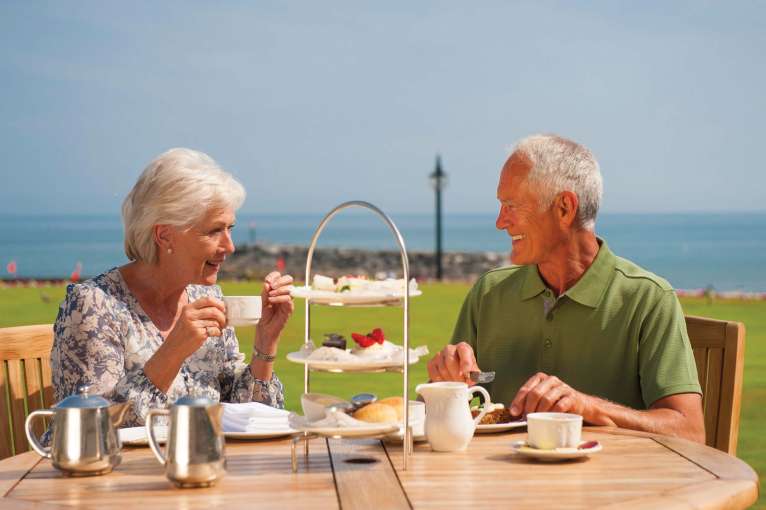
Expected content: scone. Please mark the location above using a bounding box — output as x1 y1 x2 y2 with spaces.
377 396 404 421
353 402 398 423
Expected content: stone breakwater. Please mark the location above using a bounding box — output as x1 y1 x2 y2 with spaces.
218 244 509 282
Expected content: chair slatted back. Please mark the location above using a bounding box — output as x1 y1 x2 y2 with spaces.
685 315 745 455
0 325 55 460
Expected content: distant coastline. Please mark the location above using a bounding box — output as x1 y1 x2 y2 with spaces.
2 243 765 300
2 212 765 291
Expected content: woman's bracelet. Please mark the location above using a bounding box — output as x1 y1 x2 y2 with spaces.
252 346 277 363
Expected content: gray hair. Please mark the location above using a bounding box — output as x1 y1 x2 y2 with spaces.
122 148 246 263
512 134 603 231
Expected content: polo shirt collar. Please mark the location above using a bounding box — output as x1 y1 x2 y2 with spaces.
520 265 547 301
564 237 616 308
519 237 616 308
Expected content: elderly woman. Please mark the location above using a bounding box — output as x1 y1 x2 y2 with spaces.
51 148 293 426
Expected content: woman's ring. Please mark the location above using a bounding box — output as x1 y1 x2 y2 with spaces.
206 326 215 337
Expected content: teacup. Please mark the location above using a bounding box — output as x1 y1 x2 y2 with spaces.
408 400 426 437
223 296 262 327
526 412 582 450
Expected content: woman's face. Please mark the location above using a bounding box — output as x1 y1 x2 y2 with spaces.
169 207 236 286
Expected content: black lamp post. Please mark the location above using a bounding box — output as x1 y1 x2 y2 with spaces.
429 155 448 280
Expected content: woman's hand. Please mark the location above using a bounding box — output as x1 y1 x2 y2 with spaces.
145 296 226 393
254 271 294 355
165 296 228 360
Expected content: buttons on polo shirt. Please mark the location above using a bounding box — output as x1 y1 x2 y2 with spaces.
544 338 553 349
546 312 554 322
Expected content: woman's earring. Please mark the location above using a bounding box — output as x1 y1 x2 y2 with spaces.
167 248 173 254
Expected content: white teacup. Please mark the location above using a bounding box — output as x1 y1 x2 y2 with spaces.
526 412 582 450
408 400 426 437
223 296 262 327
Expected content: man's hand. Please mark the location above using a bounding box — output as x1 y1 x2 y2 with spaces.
509 372 613 425
426 342 480 385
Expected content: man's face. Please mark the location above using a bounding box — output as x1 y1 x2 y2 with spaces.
495 152 559 266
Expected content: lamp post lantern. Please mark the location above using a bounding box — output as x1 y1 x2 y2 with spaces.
429 155 448 280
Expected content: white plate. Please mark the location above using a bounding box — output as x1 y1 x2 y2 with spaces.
290 286 422 306
476 420 527 434
119 426 167 446
119 425 296 445
286 350 421 372
289 414 399 438
223 428 297 440
510 440 602 461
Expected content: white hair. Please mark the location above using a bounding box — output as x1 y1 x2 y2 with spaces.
512 134 603 231
122 148 246 263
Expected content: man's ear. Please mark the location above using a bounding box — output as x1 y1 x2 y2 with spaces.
556 191 579 228
153 224 174 252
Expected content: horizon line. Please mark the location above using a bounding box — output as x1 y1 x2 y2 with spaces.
1 209 766 218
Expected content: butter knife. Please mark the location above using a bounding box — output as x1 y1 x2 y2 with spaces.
469 371 495 384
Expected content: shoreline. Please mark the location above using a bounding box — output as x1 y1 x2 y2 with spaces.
3 243 765 299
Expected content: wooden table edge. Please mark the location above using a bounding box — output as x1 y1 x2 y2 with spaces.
589 426 760 508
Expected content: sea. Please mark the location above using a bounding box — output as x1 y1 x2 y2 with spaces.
1 212 765 292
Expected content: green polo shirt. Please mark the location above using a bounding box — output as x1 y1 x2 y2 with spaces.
451 239 701 409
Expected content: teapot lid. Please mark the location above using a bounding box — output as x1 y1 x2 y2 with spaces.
174 395 215 407
56 385 111 409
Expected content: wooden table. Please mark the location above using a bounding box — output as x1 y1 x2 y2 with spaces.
0 427 758 509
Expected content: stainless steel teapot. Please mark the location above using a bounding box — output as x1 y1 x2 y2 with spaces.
25 385 131 476
145 395 226 488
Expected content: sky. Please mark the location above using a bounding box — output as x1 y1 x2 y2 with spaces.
1 1 764 216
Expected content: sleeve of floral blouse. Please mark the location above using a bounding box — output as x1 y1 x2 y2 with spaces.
218 326 285 409
51 284 168 426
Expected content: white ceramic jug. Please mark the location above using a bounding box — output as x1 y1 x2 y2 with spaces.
415 382 491 452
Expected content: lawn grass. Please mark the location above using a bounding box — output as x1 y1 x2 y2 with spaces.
1 282 763 506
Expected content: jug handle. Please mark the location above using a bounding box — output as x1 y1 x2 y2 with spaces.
145 408 170 465
469 386 492 427
25 410 54 459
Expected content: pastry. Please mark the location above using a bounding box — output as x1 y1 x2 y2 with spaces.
322 333 347 350
353 402 398 423
377 396 404 421
471 404 515 424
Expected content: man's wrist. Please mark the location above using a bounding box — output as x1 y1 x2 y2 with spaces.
583 395 616 426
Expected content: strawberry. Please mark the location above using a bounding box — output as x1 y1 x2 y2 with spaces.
351 328 386 348
370 328 385 343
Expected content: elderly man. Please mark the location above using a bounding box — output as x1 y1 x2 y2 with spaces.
427 134 705 443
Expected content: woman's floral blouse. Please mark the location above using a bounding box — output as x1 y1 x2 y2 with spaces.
50 268 284 427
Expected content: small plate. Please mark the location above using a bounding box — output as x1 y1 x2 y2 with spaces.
289 413 399 438
223 428 297 440
119 426 168 446
119 426 297 445
290 286 422 306
510 440 602 461
286 350 421 372
476 420 527 434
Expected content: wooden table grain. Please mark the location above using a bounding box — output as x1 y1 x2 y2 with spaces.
1 427 758 509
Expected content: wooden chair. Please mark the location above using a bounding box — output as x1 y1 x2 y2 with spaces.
0 324 55 460
685 315 746 456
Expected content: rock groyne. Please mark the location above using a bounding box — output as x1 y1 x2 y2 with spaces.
219 244 509 282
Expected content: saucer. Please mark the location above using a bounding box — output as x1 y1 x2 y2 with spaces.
510 440 602 461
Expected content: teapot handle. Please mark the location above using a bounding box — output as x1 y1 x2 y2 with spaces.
145 409 170 465
25 410 55 459
469 386 492 427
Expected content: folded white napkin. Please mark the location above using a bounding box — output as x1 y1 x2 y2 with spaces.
222 402 292 433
